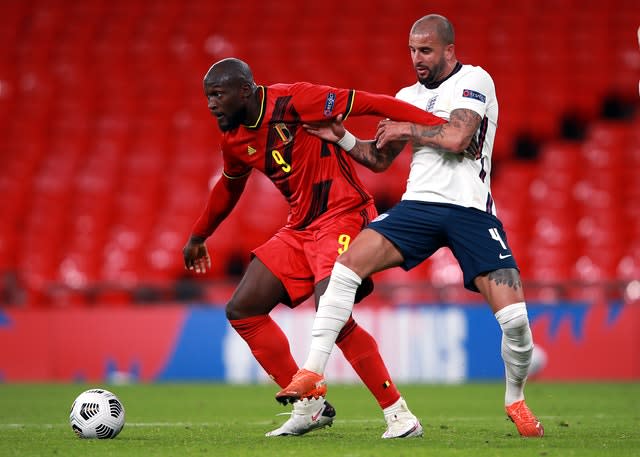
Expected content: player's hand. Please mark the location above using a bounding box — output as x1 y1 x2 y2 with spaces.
183 237 212 274
463 136 481 160
375 119 412 149
303 114 346 143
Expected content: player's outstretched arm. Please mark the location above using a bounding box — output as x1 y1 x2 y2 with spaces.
376 108 481 154
348 138 405 172
304 114 405 172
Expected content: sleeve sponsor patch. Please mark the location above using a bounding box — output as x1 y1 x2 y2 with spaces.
323 92 336 117
462 89 486 103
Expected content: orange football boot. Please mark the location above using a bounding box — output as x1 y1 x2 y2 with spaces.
276 369 327 405
506 400 544 437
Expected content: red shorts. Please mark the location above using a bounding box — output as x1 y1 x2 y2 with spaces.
253 205 377 307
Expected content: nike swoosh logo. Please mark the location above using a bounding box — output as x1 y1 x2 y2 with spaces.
311 407 324 422
499 253 512 259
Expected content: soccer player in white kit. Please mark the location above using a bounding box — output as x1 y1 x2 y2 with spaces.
276 14 544 438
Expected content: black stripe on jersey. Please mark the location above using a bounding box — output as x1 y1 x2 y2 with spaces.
479 156 487 182
485 192 494 214
333 144 370 203
477 115 488 156
320 141 332 157
296 179 333 229
272 95 293 121
477 116 489 183
359 207 372 229
264 95 299 197
342 90 355 120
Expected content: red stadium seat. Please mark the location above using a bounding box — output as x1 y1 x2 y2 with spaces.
2 0 637 306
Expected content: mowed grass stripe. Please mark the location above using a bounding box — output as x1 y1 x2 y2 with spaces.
0 383 638 457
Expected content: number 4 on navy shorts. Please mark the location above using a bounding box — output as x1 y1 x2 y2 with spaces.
367 200 519 292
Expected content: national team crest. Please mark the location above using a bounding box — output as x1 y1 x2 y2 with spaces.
274 123 293 144
426 95 438 112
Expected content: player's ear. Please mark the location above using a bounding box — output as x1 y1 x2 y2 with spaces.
239 82 254 100
444 43 455 61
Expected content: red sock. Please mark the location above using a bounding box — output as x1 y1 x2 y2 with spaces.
336 317 401 409
230 315 299 388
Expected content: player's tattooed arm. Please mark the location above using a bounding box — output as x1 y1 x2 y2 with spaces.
347 139 405 172
410 108 481 153
376 108 481 155
303 113 405 172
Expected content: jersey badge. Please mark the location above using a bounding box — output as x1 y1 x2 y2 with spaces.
247 145 256 155
323 92 336 117
462 89 486 103
274 123 293 145
426 95 438 113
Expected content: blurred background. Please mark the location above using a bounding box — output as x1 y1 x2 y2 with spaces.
0 0 638 383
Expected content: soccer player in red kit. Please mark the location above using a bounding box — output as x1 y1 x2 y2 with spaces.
183 58 444 438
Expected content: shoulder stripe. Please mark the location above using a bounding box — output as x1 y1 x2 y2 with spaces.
343 90 355 121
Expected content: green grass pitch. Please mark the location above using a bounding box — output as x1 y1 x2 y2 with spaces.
0 383 638 457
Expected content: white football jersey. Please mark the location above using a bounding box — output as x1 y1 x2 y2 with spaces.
396 63 499 215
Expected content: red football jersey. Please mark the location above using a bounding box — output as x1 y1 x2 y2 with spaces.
220 82 443 229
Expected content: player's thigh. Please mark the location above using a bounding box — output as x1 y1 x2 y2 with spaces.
361 200 447 275
252 229 316 309
446 206 520 292
311 208 374 281
338 228 404 278
226 256 288 320
311 205 387 277
474 268 526 313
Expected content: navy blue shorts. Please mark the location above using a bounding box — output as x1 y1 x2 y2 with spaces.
367 201 518 292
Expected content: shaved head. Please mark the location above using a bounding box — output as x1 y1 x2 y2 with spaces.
411 14 455 45
202 58 259 132
408 14 457 87
204 57 256 89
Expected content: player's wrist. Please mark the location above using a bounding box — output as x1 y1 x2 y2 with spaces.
336 130 357 152
189 234 207 245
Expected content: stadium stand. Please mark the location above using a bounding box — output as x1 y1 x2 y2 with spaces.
0 0 638 306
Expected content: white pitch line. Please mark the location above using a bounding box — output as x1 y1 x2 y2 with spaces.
0 414 609 429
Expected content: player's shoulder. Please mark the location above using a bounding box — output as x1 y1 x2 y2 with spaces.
270 82 314 93
268 82 292 94
395 81 422 100
457 64 494 83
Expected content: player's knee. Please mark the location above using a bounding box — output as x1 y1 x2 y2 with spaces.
225 297 252 321
335 316 356 344
336 249 359 272
354 276 374 304
225 300 240 321
496 303 533 349
501 315 533 360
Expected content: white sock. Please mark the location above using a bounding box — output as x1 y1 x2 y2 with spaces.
495 302 533 406
303 263 361 374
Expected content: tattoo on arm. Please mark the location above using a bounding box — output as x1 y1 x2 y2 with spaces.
412 108 481 153
347 140 404 172
487 269 522 291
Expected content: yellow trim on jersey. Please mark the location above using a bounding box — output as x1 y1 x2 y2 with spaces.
223 169 251 180
245 86 266 129
343 89 355 121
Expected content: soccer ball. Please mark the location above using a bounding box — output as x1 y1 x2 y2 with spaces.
69 388 126 439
